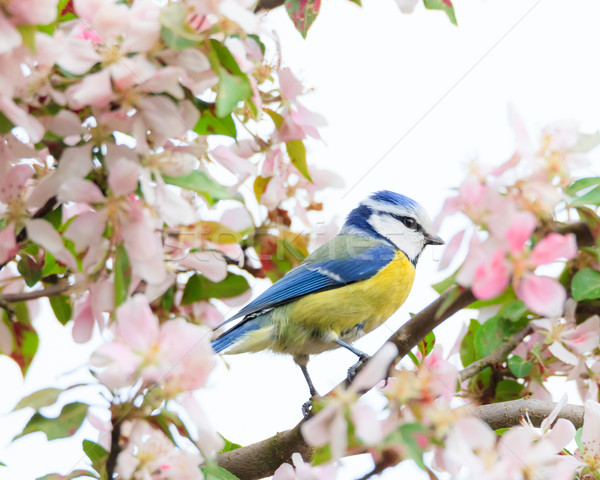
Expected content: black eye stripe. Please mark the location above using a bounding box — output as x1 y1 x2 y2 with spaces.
385 212 421 231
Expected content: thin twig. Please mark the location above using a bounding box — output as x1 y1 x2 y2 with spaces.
458 325 533 383
0 281 78 304
106 412 123 480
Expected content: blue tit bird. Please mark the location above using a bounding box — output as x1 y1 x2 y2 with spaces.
211 190 444 399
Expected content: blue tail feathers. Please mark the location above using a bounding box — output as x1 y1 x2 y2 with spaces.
211 319 262 353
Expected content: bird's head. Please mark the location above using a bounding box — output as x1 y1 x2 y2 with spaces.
340 190 444 264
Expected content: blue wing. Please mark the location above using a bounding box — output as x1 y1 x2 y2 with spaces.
211 243 396 352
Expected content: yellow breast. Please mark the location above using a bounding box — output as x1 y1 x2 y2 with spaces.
267 250 416 355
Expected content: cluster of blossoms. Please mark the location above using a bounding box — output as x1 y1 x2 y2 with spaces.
0 0 345 478
287 343 600 480
276 116 600 479
0 0 339 369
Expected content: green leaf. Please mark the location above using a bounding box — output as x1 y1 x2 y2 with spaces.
42 253 67 277
202 462 241 480
498 300 527 322
17 25 37 52
207 40 253 118
474 316 508 358
347 0 362 5
13 388 63 411
147 410 195 446
194 111 237 138
215 70 252 118
160 2 203 50
114 243 131 307
182 273 250 305
460 319 480 367
286 140 311 181
36 470 97 480
43 206 63 230
572 268 600 301
575 426 584 454
285 0 321 38
494 379 523 402
467 287 515 309
9 305 39 376
418 331 435 358
17 255 43 287
508 355 533 378
82 439 108 468
253 176 271 203
423 0 457 25
49 296 73 326
571 186 600 206
396 423 427 469
219 435 242 453
161 285 176 312
566 177 600 196
14 402 88 441
0 111 14 134
266 110 284 129
163 171 232 206
431 270 457 294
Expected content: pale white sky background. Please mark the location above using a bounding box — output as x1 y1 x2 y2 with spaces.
2 0 600 479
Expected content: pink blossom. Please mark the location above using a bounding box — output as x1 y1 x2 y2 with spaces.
532 301 600 366
472 249 510 300
301 345 397 459
181 394 224 457
0 96 44 143
273 452 336 480
466 211 577 317
91 295 215 394
520 394 576 451
419 346 458 401
66 69 113 109
177 251 228 283
116 420 204 480
212 145 257 180
28 144 94 209
120 199 167 285
0 225 17 264
0 163 33 203
578 400 600 474
0 16 22 54
25 219 78 271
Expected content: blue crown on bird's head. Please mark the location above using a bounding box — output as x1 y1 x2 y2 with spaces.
340 190 425 235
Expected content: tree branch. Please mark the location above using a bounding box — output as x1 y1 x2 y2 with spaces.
216 287 475 478
475 398 584 430
0 281 78 304
458 325 533 383
253 0 285 13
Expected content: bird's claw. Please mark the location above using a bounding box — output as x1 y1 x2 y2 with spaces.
346 354 371 386
301 395 321 419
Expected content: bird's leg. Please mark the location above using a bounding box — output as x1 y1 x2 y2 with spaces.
294 354 320 418
335 339 371 386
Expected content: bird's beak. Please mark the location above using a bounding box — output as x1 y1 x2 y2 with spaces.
425 233 445 246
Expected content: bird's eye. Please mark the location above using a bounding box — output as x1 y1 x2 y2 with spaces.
403 217 417 230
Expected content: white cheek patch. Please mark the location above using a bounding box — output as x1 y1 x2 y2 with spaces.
368 215 425 262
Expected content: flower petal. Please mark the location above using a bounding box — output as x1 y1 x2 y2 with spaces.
505 211 536 254
516 275 566 317
472 249 510 300
530 233 577 266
